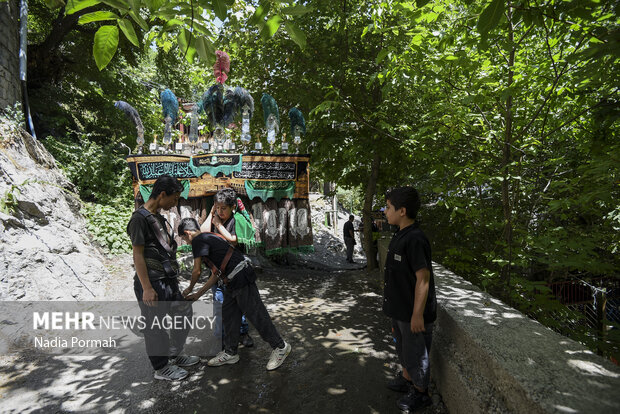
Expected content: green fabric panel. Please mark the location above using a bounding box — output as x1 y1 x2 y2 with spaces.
139 180 190 201
245 180 295 202
234 211 258 247
189 155 243 177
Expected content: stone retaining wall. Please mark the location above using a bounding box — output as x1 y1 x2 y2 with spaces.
377 238 620 413
0 0 20 111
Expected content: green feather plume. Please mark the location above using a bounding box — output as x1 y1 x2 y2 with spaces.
288 107 306 135
261 93 280 129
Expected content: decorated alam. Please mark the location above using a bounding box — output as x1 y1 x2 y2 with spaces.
117 51 313 256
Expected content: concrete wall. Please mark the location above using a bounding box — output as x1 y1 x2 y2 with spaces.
378 238 620 413
0 0 20 111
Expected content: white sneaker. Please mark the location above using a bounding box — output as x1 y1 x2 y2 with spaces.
170 354 200 367
154 364 188 381
266 341 291 371
207 350 240 367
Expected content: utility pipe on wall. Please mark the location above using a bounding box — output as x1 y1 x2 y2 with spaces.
19 0 36 139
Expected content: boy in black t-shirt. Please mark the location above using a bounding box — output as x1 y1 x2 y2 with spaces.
383 187 437 412
178 217 291 371
127 175 200 381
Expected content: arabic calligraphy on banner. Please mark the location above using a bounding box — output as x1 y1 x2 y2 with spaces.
127 154 310 200
138 161 194 180
233 162 296 180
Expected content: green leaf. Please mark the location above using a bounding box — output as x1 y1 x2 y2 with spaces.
477 0 504 36
127 0 141 14
78 11 120 24
195 36 209 61
144 0 165 12
190 21 211 36
264 15 283 37
66 0 101 15
281 5 313 16
212 0 227 21
162 18 184 32
118 18 139 46
415 0 431 7
93 25 119 70
249 4 270 26
284 21 306 49
129 10 149 31
376 49 389 63
178 29 196 62
100 0 130 11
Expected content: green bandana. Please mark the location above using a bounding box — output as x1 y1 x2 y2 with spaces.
234 211 258 247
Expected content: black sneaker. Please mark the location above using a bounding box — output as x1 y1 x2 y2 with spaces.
239 333 254 348
387 371 412 393
397 388 432 412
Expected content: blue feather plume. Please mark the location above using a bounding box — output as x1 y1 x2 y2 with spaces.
198 84 224 126
161 89 179 123
114 100 144 132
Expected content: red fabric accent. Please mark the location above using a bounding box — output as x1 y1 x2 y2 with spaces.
213 50 230 84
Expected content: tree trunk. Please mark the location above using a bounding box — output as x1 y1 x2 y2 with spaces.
363 152 381 269
28 6 99 87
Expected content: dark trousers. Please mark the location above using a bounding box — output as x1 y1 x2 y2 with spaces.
134 277 192 370
344 237 355 261
222 282 284 355
392 319 433 390
213 285 250 336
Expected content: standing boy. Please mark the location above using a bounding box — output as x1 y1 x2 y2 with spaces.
178 217 291 370
198 187 254 348
343 214 356 263
127 174 200 381
383 187 437 411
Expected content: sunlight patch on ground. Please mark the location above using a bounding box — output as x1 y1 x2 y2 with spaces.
138 399 156 410
567 359 620 378
327 386 347 395
553 404 578 413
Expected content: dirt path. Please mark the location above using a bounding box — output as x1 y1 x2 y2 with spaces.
0 264 446 413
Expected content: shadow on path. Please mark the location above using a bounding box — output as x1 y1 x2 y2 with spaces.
0 267 446 413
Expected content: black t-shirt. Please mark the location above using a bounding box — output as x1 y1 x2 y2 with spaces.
382 223 437 323
343 220 354 239
215 215 236 236
191 233 255 290
127 209 178 281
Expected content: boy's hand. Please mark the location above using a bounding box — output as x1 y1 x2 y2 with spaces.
182 287 193 297
185 293 201 302
143 287 158 307
410 314 425 333
212 214 222 227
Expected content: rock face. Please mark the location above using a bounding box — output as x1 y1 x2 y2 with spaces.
0 125 107 300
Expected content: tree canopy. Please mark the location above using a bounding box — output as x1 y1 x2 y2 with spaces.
20 0 619 360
